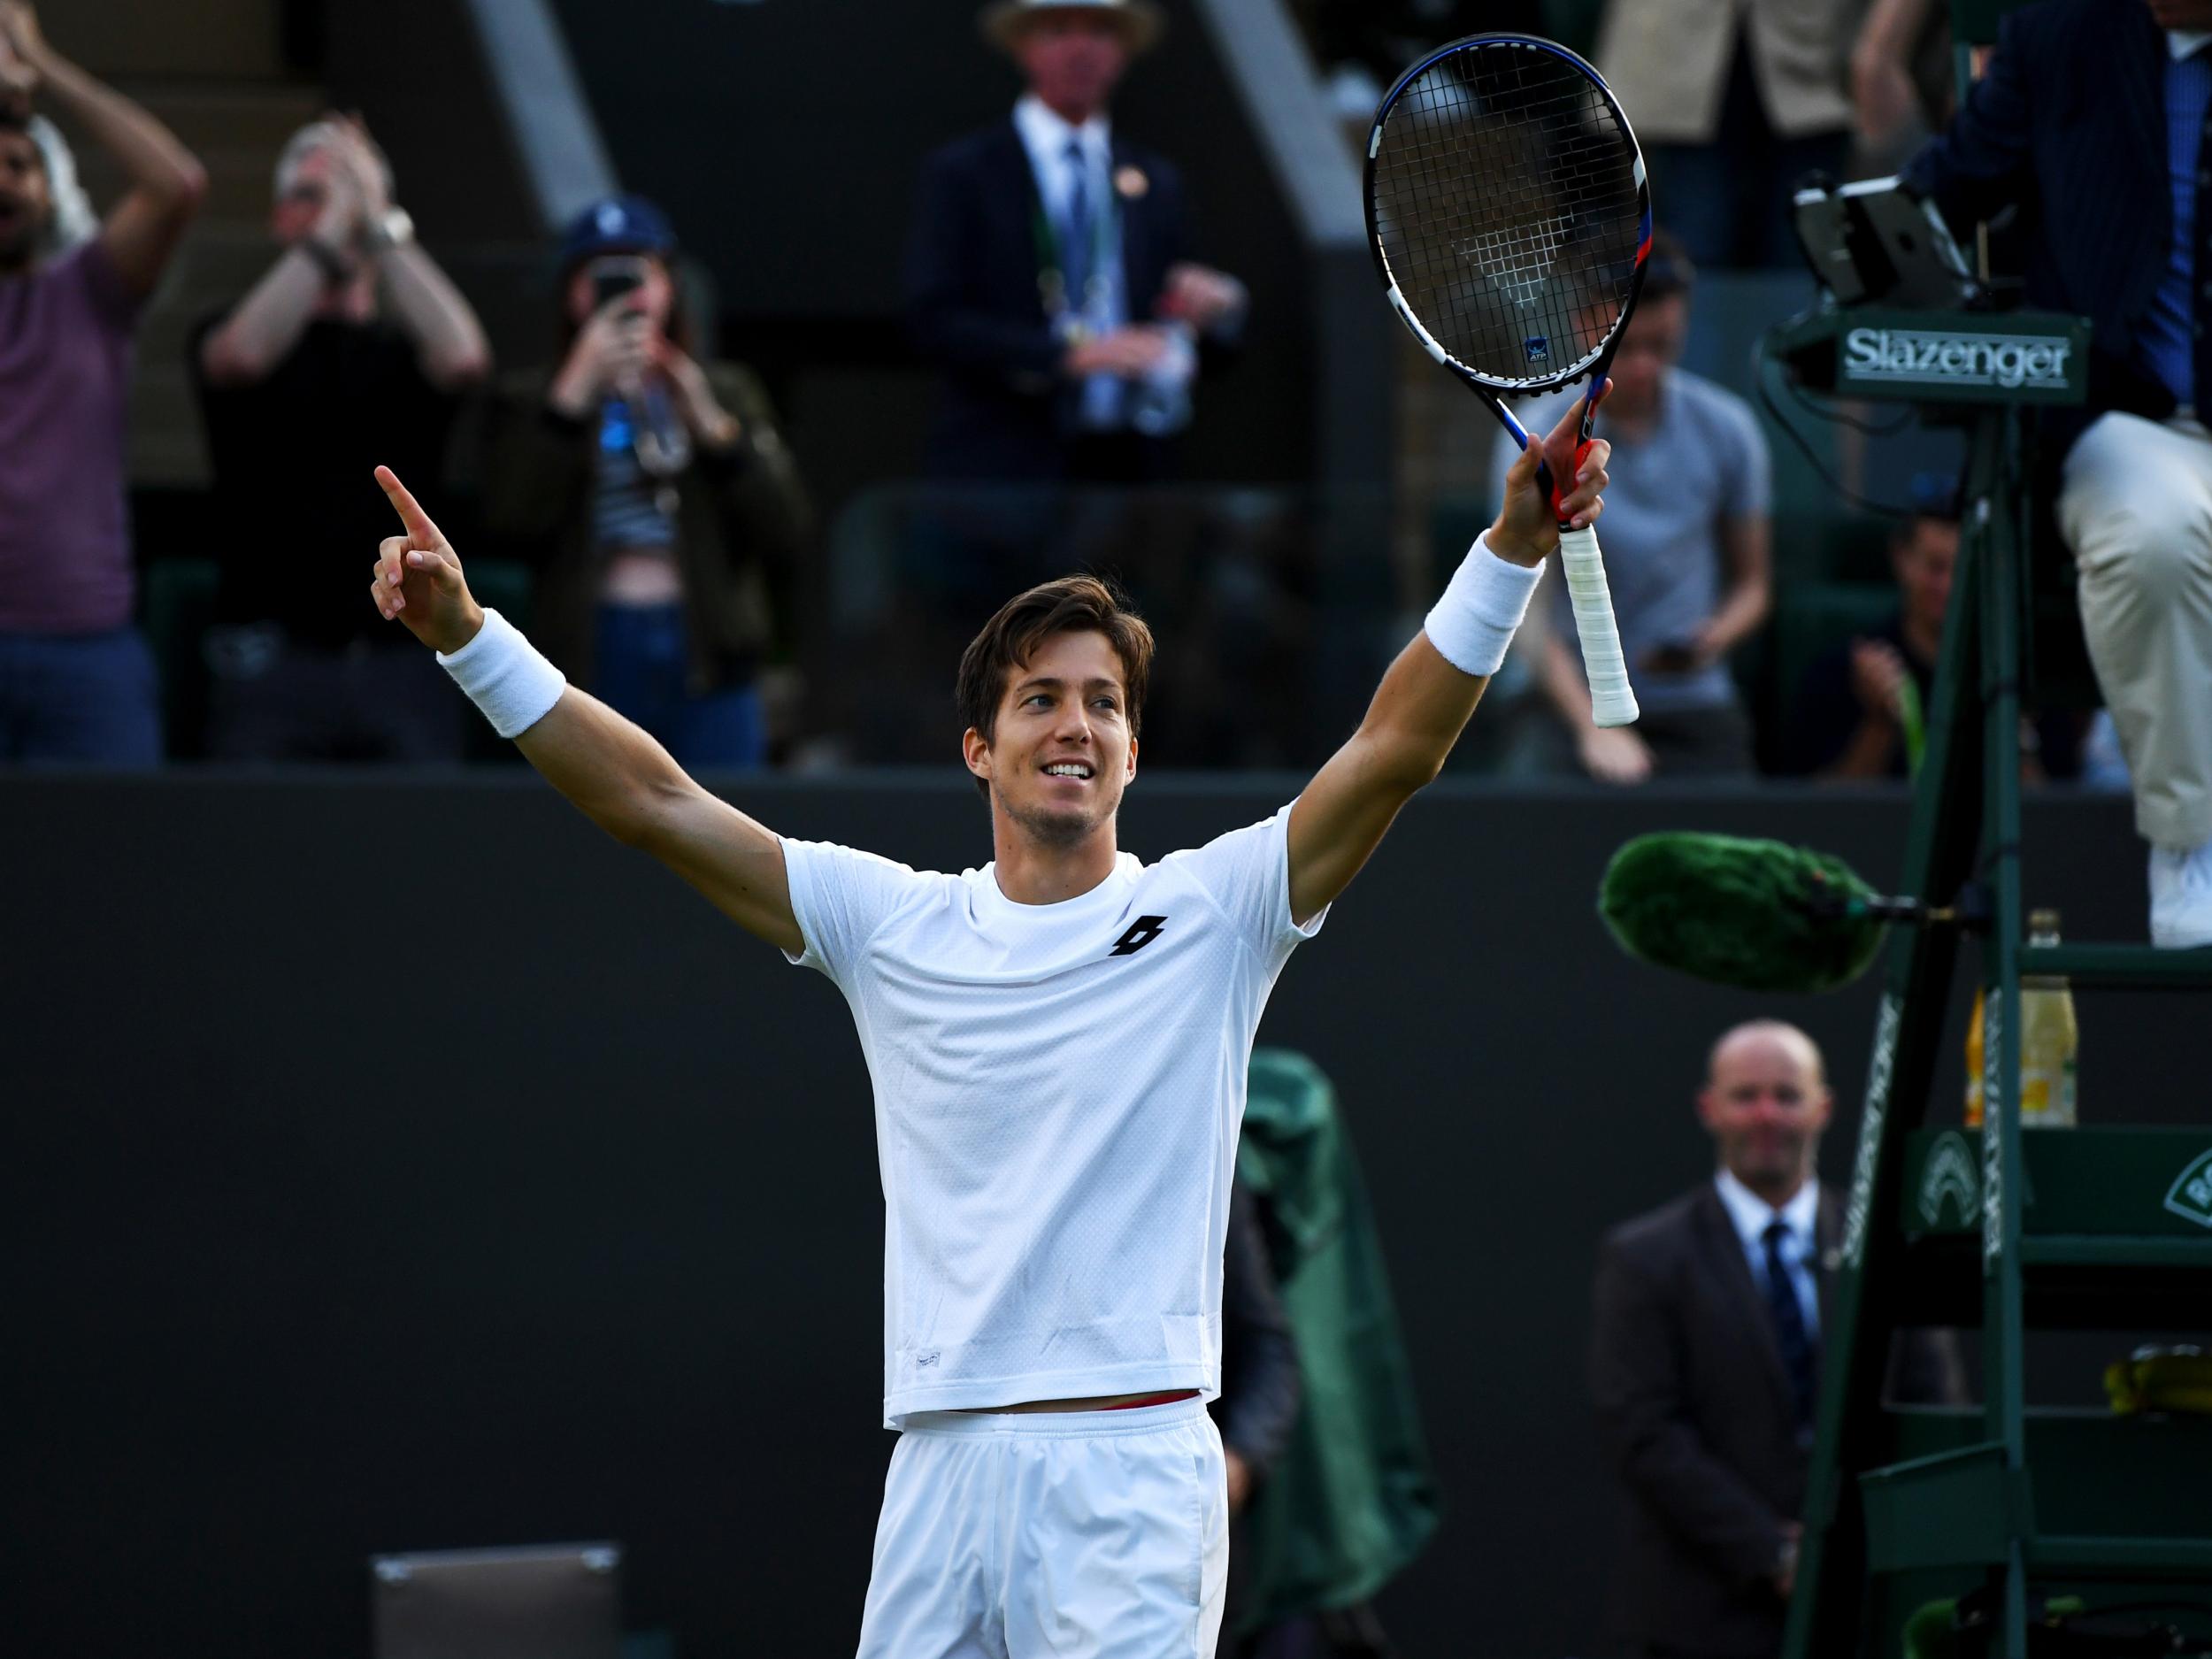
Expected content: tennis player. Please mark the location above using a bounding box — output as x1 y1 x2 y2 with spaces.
366 397 1608 1657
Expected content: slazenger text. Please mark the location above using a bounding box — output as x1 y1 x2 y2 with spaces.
1843 328 2073 390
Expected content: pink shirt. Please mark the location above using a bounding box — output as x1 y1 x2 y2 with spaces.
0 241 141 634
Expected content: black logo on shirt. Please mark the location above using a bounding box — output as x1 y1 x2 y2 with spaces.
1110 916 1168 957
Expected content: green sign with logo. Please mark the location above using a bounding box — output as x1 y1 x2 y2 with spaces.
2165 1148 2212 1231
1901 1129 2212 1239
1916 1131 1979 1230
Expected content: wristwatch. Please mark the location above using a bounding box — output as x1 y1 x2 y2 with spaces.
364 206 416 255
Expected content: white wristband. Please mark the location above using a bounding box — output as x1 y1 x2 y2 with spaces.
1422 532 1543 677
435 608 566 739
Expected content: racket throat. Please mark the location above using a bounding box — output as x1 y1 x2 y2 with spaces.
1544 434 1598 526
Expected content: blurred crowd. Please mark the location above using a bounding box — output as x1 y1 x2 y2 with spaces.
0 0 2156 812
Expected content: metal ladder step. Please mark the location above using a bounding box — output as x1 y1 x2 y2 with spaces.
2026 1536 2212 1576
2017 1236 2212 1268
2021 944 2212 988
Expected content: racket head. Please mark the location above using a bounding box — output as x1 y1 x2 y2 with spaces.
1365 34 1652 396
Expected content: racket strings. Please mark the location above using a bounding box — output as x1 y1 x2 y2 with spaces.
1467 212 1577 308
1372 43 1642 383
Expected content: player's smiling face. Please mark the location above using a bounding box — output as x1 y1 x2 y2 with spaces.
966 628 1138 849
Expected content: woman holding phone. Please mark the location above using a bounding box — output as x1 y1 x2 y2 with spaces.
481 195 810 768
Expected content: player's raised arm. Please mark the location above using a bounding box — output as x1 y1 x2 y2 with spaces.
369 466 803 955
1284 396 1609 925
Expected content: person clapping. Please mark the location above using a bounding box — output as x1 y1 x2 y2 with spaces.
194 112 489 762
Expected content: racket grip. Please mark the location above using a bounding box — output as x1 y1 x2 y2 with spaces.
1558 525 1639 728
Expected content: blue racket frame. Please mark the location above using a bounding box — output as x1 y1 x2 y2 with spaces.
1363 32 1654 511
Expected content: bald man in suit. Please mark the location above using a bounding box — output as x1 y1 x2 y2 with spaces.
1590 1021 1962 1659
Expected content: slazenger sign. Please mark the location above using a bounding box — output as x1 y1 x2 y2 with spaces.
1843 327 2073 392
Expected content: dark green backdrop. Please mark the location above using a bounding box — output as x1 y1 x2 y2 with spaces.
4 776 2184 1655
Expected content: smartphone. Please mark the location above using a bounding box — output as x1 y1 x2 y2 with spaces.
589 256 649 312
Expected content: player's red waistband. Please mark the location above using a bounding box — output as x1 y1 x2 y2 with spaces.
1100 1389 1201 1411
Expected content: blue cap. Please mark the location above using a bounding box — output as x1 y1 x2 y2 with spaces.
1909 471 1961 517
558 194 676 272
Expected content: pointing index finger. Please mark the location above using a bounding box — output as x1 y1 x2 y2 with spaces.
375 465 442 549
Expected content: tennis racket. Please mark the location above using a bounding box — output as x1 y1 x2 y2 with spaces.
1365 34 1652 727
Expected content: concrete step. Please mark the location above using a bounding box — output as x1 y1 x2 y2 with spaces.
76 145 284 226
65 81 327 224
116 81 331 147
46 4 287 82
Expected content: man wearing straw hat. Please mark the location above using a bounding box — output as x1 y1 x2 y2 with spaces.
907 0 1248 484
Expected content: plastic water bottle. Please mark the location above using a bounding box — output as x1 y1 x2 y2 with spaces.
1128 322 1196 438
2019 909 2078 1127
1963 909 2078 1129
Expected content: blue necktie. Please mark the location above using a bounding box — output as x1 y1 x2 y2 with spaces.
1763 1220 1818 1432
1062 137 1094 304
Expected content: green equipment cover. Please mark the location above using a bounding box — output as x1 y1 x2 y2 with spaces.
1598 831 1890 995
1234 1048 1440 1632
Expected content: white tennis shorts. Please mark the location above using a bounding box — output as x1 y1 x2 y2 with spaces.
856 1395 1229 1659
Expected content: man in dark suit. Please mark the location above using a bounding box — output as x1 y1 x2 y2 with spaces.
905 0 1247 483
1589 1020 1959 1659
1904 0 2212 949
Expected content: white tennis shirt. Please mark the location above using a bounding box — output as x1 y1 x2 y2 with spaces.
780 804 1325 1426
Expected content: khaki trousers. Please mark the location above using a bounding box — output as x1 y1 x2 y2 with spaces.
2057 412 2212 849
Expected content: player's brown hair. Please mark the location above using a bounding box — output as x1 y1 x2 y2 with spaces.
956 574 1154 798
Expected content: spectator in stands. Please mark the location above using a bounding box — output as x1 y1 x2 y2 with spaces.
1494 234 1771 783
1906 0 2212 948
1296 0 1543 117
194 115 488 763
0 3 204 764
1594 0 1858 268
906 0 1248 483
1787 502 1958 780
1590 1021 1963 1659
480 196 809 770
1850 0 1955 173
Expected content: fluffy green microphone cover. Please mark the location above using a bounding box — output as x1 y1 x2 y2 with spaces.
1599 832 1890 995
